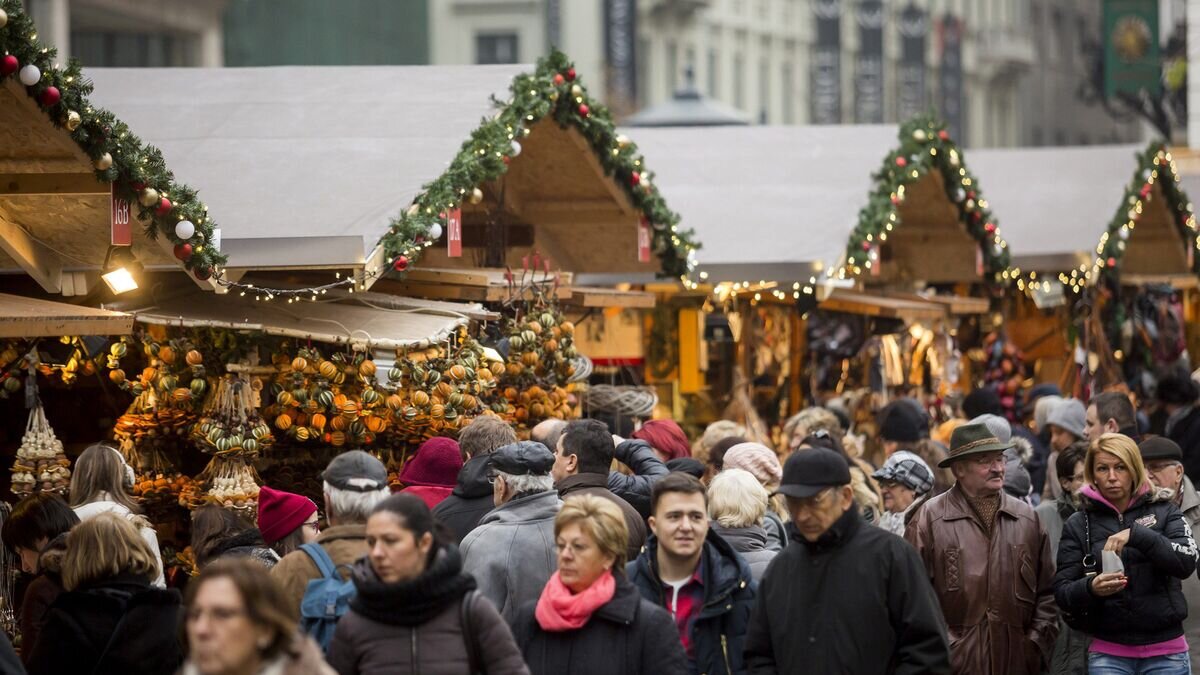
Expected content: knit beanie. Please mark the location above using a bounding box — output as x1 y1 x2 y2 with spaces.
879 401 926 443
1046 399 1086 439
632 419 692 461
1034 395 1064 434
399 437 464 488
970 413 1013 444
723 443 783 490
963 388 1004 419
257 485 318 544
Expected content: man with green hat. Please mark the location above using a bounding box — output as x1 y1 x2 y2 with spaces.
905 422 1059 674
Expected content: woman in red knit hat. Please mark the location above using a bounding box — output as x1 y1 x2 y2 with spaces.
631 419 692 463
256 486 320 559
398 437 464 509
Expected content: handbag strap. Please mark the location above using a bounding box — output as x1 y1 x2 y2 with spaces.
460 589 484 675
1081 511 1097 576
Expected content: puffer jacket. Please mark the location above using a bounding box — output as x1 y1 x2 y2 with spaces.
628 531 756 675
461 490 561 623
608 439 670 520
1054 484 1198 646
434 455 495 544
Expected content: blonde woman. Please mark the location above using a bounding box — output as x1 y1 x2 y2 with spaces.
722 443 790 551
514 495 686 675
707 469 777 580
1055 433 1198 674
25 513 183 674
69 444 165 587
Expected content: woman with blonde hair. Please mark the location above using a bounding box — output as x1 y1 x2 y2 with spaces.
723 442 790 551
69 443 165 586
1055 433 1197 674
25 512 183 674
707 469 777 580
514 495 686 675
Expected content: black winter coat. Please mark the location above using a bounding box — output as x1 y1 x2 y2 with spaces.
434 455 495 545
25 574 183 675
1054 485 1198 646
513 576 687 675
607 439 669 520
1168 406 1200 484
745 508 950 675
627 531 755 675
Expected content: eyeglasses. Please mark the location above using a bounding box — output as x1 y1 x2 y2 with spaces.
304 520 321 533
487 471 498 485
789 487 835 513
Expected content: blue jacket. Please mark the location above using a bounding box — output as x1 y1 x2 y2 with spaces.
627 530 755 675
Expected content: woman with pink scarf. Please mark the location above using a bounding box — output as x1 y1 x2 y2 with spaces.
513 495 686 675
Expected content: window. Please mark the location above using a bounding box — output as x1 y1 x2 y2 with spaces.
734 53 745 109
70 30 198 67
781 63 794 123
476 33 519 64
667 41 679 92
707 48 719 96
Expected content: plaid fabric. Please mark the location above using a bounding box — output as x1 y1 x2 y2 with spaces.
873 451 934 494
661 562 705 661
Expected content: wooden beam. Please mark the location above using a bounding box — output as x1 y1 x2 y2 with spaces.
561 286 656 308
0 292 133 338
0 207 63 293
0 173 109 196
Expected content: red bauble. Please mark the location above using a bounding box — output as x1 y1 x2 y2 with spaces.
630 171 641 186
861 241 871 251
0 55 17 76
578 104 590 117
565 68 576 81
967 191 976 200
553 74 564 85
131 181 146 192
173 243 193 261
392 255 409 272
1140 184 1152 198
938 130 950 141
1107 257 1117 268
984 222 996 233
895 156 907 167
38 86 60 107
193 266 212 281
890 195 903 206
156 197 172 216
502 156 511 165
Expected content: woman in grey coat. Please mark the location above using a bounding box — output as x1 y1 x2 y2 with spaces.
706 469 777 580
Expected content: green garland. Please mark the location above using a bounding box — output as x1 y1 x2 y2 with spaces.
1093 142 1198 283
0 0 225 277
377 50 699 280
841 115 1011 286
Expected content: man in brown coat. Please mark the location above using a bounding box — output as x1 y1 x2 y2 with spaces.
271 450 391 613
905 422 1058 675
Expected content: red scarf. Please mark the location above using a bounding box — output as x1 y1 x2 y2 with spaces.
534 570 616 631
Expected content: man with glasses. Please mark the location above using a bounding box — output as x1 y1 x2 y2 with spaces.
906 423 1058 674
745 448 949 674
1139 436 1200 670
460 441 560 624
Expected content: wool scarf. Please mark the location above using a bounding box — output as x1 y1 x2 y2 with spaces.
349 546 476 626
535 570 616 632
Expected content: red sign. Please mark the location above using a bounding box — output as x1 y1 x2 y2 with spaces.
975 247 984 277
447 208 462 258
111 184 133 246
638 217 651 263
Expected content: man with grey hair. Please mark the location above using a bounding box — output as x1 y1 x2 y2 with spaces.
271 450 390 613
460 441 560 623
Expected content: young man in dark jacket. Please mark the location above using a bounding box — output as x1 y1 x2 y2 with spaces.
745 449 949 675
629 473 755 675
433 416 518 543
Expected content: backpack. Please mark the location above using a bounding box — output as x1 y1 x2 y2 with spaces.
298 542 356 653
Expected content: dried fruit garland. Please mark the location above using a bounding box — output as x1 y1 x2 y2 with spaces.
0 337 107 397
11 402 70 496
492 289 580 429
106 338 210 410
268 350 391 448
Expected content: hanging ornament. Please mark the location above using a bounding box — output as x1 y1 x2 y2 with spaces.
895 156 907 168
64 110 81 131
502 156 511 165
138 187 160 208
392 255 409 272
570 84 583 97
913 129 927 142
193 267 212 281
156 197 173 216
1139 184 1152 199
578 104 590 117
1118 227 1130 240
642 177 653 192
1 55 18 76
0 9 7 28
965 199 976 210
1107 257 1117 268
938 130 950 141
18 64 40 86
38 86 60 107
1127 208 1139 221
175 220 196 240
630 171 641 186
984 222 996 234
993 244 1004 256
553 74 565 86
173 243 193 261
616 134 631 149
469 188 484 205
953 188 966 203
868 247 880 262
428 223 443 240
890 194 903 206
510 139 522 157
548 90 559 102
406 203 420 218
565 68 576 81
861 240 872 252
93 152 113 171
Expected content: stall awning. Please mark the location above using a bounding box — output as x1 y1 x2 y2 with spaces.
111 290 486 350
374 268 655 308
819 290 946 321
0 293 134 338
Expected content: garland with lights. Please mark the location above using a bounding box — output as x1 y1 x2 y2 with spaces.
840 116 1012 285
377 50 699 282
1092 142 1198 283
0 0 225 278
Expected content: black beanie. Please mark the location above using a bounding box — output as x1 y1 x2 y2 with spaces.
963 388 1003 419
1157 371 1200 407
879 401 924 443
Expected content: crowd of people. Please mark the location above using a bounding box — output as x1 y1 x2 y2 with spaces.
3 376 1200 674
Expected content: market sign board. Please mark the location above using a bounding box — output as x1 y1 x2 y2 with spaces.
111 184 133 246
638 217 651 263
1103 0 1160 99
446 208 462 258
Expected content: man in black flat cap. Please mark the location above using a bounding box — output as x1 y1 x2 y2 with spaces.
460 440 561 624
745 448 949 674
1140 436 1200 670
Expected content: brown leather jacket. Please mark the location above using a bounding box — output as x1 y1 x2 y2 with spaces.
905 486 1059 675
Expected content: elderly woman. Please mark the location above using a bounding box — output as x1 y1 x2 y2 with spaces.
514 495 686 675
872 451 934 537
183 558 332 675
722 443 789 551
1055 433 1197 674
26 513 183 674
707 469 777 580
